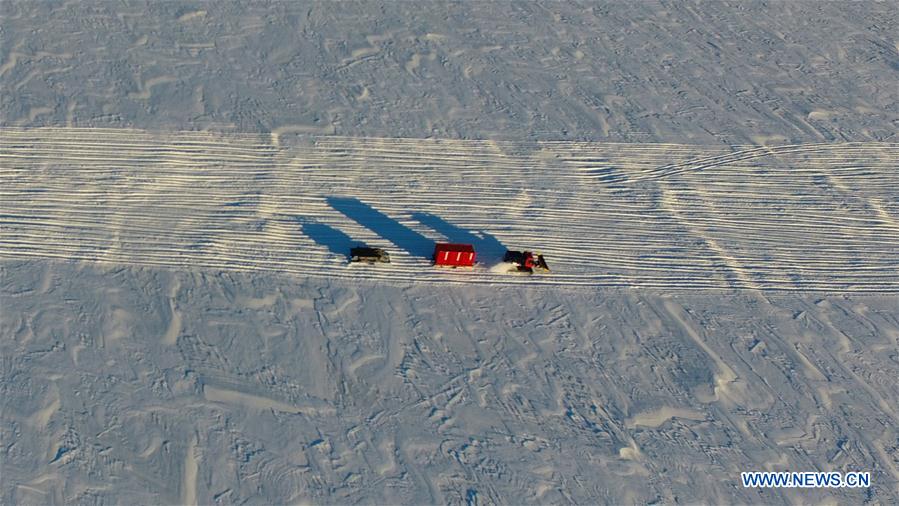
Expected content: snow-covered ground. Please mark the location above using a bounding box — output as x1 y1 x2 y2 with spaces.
2 1 898 504
4 262 899 504
3 127 898 291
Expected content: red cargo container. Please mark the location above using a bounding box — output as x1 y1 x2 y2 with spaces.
433 243 476 267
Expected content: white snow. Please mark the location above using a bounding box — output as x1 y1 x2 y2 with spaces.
2 1 899 504
3 264 898 503
2 127 897 291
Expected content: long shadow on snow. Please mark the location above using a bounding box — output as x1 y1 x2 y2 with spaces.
410 211 507 264
327 196 434 259
300 220 355 260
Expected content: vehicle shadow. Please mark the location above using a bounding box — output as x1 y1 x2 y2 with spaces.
410 211 507 263
300 220 355 260
327 196 435 259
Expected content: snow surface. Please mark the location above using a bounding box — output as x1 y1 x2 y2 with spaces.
3 128 898 291
2 1 899 504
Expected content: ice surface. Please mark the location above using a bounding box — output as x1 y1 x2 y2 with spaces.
2 1 898 504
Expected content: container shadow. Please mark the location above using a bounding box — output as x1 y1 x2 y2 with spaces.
327 197 435 259
410 212 507 263
300 220 355 260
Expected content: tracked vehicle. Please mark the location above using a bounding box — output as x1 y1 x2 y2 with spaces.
503 250 549 274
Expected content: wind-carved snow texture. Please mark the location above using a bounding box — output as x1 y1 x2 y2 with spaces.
2 0 899 504
1 2 897 144
3 265 899 504
2 128 898 291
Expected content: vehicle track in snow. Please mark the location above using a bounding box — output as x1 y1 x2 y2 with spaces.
2 127 897 291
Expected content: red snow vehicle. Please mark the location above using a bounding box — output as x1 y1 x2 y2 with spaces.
503 250 549 274
433 243 476 267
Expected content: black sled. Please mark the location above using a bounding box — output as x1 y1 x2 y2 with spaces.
350 246 391 264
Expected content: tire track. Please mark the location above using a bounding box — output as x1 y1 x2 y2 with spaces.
2 127 897 291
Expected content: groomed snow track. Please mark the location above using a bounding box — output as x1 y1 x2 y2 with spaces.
2 127 897 292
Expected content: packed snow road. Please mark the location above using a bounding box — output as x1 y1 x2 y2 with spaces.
2 127 897 292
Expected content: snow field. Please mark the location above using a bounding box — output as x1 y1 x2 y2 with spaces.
2 2 899 501
3 262 899 504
